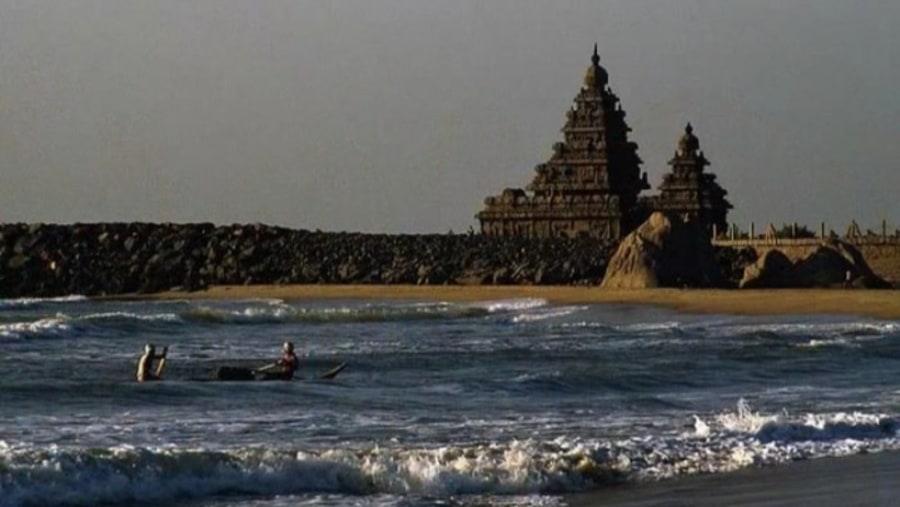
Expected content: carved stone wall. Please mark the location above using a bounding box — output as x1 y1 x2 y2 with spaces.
713 221 900 283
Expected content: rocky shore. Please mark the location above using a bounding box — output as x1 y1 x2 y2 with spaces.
0 223 618 297
1 218 890 298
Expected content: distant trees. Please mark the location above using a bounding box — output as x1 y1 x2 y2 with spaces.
775 223 816 239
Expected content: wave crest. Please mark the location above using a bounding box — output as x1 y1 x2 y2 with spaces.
0 295 87 308
0 441 625 506
5 409 900 507
0 315 71 340
182 302 490 325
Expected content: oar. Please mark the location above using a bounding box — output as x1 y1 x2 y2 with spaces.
253 363 278 374
319 362 347 380
154 346 169 378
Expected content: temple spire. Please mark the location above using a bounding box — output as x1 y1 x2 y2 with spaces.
677 122 700 157
658 123 732 236
478 45 643 239
584 43 608 89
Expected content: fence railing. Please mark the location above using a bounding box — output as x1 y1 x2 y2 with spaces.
711 220 900 247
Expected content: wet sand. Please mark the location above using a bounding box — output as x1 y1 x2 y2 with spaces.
146 285 900 319
569 450 900 507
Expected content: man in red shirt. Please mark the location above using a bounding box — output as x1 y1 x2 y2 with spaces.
276 341 299 380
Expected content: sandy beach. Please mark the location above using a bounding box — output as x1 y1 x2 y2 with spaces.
569 450 900 507
147 285 900 320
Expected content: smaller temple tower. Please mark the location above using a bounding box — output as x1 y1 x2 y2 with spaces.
649 123 732 235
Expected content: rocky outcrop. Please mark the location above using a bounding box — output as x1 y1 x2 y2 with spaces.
739 240 891 289
600 212 725 288
714 246 757 288
739 250 795 288
0 223 616 297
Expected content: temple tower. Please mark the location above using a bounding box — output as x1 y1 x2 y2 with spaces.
652 123 732 235
477 45 649 239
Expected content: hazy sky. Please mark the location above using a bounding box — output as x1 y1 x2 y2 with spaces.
1 1 897 233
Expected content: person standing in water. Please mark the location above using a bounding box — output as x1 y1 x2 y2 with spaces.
136 343 168 382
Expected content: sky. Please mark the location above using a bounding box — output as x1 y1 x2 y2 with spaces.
1 0 897 234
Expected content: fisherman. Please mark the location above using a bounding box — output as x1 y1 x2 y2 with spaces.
136 343 168 382
250 341 300 380
276 341 300 380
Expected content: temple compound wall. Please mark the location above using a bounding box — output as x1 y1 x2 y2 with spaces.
860 244 900 284
713 221 900 283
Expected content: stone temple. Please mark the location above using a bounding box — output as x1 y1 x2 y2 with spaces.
640 123 732 237
476 45 731 239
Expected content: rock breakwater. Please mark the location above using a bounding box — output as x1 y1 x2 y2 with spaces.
0 223 616 297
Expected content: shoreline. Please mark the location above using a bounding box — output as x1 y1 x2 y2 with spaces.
569 450 900 507
137 285 900 319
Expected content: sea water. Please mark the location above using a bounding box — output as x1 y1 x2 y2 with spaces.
1 296 899 507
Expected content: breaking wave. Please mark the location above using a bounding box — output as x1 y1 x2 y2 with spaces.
0 298 554 339
0 298 557 340
468 298 548 314
0 295 87 308
0 312 181 340
182 302 492 324
0 316 72 340
706 320 900 339
180 299 550 325
3 400 899 507
511 306 586 323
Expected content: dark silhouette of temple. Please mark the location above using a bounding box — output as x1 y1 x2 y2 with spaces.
638 123 731 237
477 45 731 239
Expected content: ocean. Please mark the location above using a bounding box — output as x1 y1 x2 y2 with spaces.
1 295 899 507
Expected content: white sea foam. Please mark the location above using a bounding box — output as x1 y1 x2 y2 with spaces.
4 401 900 507
0 310 184 339
0 295 87 308
513 371 562 383
618 321 682 333
714 398 781 434
511 306 586 323
708 321 899 338
186 304 318 323
76 311 182 323
793 337 853 348
558 321 612 330
0 315 71 339
183 301 485 325
468 298 548 314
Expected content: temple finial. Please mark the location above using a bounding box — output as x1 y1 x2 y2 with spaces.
584 42 608 88
678 122 699 156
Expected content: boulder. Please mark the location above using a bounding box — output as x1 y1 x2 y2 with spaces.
793 246 852 287
739 249 795 288
739 241 891 289
0 222 618 296
600 212 724 289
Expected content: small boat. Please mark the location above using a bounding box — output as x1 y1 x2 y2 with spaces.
210 362 347 381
